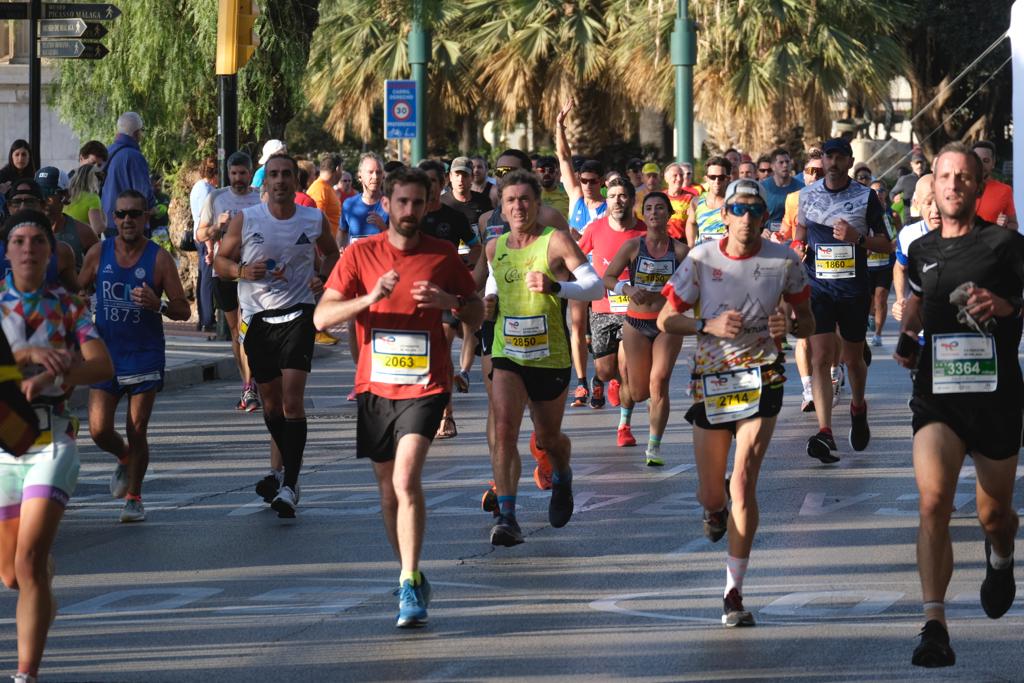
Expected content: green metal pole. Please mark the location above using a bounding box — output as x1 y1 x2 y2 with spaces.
408 0 429 164
671 0 696 166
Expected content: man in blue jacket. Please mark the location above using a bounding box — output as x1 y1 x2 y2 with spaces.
101 112 155 237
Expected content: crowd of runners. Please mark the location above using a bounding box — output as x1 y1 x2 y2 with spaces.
0 108 1020 679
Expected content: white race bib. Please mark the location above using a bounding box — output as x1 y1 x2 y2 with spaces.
634 257 674 292
370 329 431 385
502 315 549 361
607 291 630 313
702 367 762 424
815 244 855 279
931 333 997 394
867 250 891 268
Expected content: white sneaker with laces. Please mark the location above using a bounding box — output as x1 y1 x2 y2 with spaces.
110 463 128 498
120 498 145 523
271 486 298 518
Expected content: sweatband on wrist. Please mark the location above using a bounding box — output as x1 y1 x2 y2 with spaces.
613 280 628 295
556 263 603 301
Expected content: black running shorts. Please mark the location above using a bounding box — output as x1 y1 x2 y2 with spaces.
243 305 315 383
490 357 571 403
213 277 239 313
811 289 870 342
868 268 893 292
685 376 785 434
356 392 449 463
911 393 1023 461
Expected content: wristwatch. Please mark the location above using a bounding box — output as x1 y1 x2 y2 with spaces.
453 294 466 310
695 318 706 334
549 281 562 295
159 301 169 316
857 233 866 247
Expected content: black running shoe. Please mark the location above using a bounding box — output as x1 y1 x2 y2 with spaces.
849 406 871 452
911 620 955 667
980 538 1016 619
703 508 728 543
549 476 574 528
255 472 281 503
807 431 840 464
490 514 524 547
722 588 755 627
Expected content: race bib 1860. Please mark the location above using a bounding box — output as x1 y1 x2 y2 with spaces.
370 329 430 385
815 244 855 279
931 333 997 394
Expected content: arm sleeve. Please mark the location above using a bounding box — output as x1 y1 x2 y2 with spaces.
556 262 604 301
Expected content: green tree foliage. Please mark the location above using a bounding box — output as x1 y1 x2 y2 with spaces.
53 0 320 170
901 0 1013 156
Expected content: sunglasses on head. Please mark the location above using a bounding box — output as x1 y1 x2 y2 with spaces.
493 166 515 178
114 209 145 219
726 203 767 218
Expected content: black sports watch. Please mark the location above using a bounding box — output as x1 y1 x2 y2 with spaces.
549 281 562 295
695 318 706 334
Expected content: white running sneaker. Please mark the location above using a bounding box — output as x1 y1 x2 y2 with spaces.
110 463 128 498
831 364 845 408
271 486 298 518
120 498 146 523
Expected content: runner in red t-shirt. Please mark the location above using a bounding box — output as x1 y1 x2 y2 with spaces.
577 178 647 445
314 167 483 629
972 140 1018 231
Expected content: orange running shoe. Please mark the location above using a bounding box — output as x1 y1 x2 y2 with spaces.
608 378 621 407
570 383 589 408
617 424 637 447
481 480 499 516
530 431 553 490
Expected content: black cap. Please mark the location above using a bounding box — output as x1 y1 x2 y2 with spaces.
5 179 43 202
34 166 63 194
822 138 853 157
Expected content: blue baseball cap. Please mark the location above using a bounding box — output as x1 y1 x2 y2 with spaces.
822 138 853 157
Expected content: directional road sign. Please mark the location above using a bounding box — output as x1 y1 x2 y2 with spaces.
43 2 120 21
38 39 108 59
39 18 108 39
384 80 417 140
0 3 28 20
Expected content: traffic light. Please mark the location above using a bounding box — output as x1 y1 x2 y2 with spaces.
216 0 259 75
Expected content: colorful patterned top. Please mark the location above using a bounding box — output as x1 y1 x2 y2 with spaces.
0 273 99 401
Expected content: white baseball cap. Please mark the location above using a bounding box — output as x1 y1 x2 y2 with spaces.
258 139 287 165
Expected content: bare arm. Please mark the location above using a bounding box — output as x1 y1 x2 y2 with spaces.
555 99 581 201
57 242 78 292
154 249 191 321
602 239 638 291
685 207 698 248
77 242 101 293
539 205 571 233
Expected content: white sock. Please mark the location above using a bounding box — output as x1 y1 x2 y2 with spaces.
830 366 840 382
725 555 749 597
800 376 812 394
922 601 945 621
990 547 1013 570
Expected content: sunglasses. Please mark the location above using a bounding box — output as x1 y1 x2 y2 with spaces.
856 175 872 181
804 167 824 175
7 197 41 208
493 166 515 178
758 167 771 174
706 174 729 181
579 176 602 185
114 209 145 219
726 203 767 218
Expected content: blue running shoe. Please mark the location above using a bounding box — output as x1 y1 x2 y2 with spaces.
395 574 431 628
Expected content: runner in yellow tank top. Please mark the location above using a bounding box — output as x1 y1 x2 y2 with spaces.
483 170 603 547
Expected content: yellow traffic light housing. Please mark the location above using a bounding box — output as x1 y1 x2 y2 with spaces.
216 0 259 75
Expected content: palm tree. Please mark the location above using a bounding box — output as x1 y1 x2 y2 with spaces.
609 0 908 155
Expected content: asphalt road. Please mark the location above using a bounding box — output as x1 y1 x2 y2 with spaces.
2 330 1022 682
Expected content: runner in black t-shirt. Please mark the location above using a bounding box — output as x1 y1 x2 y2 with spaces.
896 143 1024 669
441 156 493 227
419 160 482 438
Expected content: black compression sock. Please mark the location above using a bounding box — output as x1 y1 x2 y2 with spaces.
281 418 308 489
263 414 286 453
